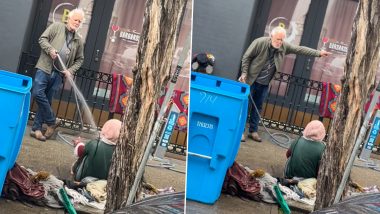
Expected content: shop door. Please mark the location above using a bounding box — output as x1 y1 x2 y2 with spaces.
258 0 326 109
22 0 189 104
27 0 148 100
263 0 359 86
22 0 115 74
260 0 358 126
261 0 329 93
258 0 329 127
45 0 115 98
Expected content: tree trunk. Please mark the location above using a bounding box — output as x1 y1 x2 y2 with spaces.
315 0 380 209
105 0 187 212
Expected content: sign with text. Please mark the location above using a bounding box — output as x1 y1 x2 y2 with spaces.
359 110 380 160
160 111 179 147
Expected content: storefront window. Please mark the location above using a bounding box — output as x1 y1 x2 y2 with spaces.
98 0 145 79
311 0 358 84
98 0 191 92
264 0 311 96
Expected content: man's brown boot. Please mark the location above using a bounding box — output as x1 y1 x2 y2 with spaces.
248 132 262 142
45 119 61 139
30 130 46 141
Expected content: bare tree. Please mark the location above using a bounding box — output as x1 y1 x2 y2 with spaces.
315 0 380 209
105 0 188 212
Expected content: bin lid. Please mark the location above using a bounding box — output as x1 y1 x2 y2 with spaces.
191 71 250 99
0 70 32 94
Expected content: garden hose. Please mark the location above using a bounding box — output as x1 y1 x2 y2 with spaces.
58 188 77 214
249 93 293 148
273 184 291 214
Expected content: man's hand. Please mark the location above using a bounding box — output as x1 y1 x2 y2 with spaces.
238 73 247 83
62 70 73 79
49 49 57 59
320 50 332 57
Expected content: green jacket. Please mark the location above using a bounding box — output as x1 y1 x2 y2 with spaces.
35 22 84 75
285 137 325 178
75 139 115 181
241 37 321 85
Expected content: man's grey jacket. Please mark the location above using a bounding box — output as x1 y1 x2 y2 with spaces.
241 37 321 85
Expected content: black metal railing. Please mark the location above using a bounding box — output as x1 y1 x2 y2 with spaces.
20 52 334 154
19 52 187 155
259 72 332 135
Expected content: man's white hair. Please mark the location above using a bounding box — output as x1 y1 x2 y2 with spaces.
68 8 85 21
271 26 287 37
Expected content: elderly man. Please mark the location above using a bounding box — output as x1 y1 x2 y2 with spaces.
31 9 85 141
239 26 331 142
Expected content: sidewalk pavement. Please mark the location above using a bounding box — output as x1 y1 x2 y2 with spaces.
3 125 380 213
186 127 380 214
0 126 186 214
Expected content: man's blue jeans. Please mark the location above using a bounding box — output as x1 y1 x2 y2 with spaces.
32 69 62 131
248 82 269 133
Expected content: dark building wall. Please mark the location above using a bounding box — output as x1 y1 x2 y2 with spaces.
192 0 258 80
0 0 37 72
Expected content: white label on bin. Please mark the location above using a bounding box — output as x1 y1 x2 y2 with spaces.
199 92 218 104
197 121 214 129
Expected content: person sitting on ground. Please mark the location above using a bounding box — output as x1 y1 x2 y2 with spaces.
71 119 122 181
284 120 326 179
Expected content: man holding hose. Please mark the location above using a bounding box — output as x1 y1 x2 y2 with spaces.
239 26 331 142
31 8 85 141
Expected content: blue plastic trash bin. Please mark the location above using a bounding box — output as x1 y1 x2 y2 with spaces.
0 70 32 194
186 72 249 204
229 95 248 167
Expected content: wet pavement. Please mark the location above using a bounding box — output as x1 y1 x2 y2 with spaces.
2 125 380 213
0 126 186 213
186 127 380 213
